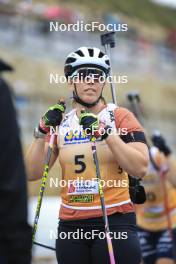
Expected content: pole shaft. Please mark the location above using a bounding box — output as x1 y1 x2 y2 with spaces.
104 44 117 105
32 132 55 243
91 142 116 264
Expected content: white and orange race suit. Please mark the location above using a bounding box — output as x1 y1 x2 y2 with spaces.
46 103 146 220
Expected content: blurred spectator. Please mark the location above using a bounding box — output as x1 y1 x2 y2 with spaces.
0 59 32 264
167 28 176 50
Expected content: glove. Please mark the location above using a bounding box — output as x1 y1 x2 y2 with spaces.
128 176 146 204
79 111 111 140
151 133 172 156
39 100 66 134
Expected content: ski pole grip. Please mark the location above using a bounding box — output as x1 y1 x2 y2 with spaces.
81 109 86 114
127 93 133 102
58 98 66 111
101 32 115 48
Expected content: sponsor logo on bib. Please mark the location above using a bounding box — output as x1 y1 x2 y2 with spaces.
68 180 99 195
70 194 94 203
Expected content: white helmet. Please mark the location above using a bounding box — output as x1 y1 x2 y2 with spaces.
64 47 110 78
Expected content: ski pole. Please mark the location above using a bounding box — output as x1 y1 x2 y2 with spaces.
127 91 153 147
127 91 146 126
160 166 173 238
80 107 116 264
32 99 65 244
33 241 56 251
32 132 56 243
91 136 116 264
100 32 117 105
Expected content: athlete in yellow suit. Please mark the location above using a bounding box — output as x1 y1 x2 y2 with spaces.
137 134 176 264
26 47 149 264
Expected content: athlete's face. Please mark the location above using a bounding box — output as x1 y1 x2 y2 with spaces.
69 68 106 104
75 79 105 104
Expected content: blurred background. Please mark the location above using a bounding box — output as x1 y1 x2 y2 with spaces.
0 0 176 262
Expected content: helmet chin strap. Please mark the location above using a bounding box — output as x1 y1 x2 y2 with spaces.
73 84 103 108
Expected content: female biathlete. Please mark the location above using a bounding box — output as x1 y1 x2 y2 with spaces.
137 133 176 264
26 47 149 264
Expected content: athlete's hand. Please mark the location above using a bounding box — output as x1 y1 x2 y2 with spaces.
39 100 66 134
151 132 171 156
79 110 111 140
